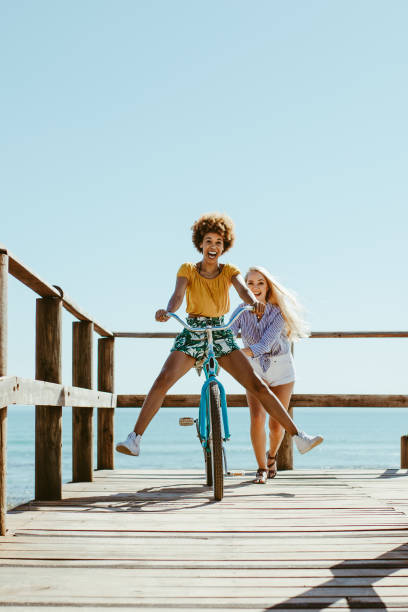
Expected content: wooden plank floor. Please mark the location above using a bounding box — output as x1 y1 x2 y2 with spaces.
1 468 408 611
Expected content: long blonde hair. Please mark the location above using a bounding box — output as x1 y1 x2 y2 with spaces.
245 266 310 341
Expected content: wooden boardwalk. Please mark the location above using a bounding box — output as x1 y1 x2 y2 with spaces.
1 469 408 610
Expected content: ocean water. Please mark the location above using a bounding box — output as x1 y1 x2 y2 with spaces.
6 405 408 509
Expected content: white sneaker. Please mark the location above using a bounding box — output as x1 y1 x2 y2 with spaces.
294 430 323 455
116 432 141 456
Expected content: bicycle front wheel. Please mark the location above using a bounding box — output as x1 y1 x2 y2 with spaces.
209 380 223 501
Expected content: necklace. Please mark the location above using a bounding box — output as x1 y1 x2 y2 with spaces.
197 262 221 279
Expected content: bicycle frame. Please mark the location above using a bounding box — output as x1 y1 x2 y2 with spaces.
167 306 253 453
198 333 230 445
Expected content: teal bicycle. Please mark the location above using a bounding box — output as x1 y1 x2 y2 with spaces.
166 305 253 501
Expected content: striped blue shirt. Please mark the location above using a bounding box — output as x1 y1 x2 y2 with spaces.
230 303 290 372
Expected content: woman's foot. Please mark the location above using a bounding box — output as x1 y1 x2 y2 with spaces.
116 432 141 456
294 430 323 454
266 452 277 479
253 468 268 484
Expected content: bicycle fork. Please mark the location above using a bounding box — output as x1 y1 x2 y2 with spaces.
179 377 230 475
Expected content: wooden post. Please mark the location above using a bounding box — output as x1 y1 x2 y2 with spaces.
0 253 8 535
277 342 294 471
35 297 62 500
97 337 114 469
72 321 94 482
401 436 408 469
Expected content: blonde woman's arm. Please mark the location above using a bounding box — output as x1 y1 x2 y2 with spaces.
231 274 264 316
247 309 285 357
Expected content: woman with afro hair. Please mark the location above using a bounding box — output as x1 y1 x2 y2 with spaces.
116 213 323 463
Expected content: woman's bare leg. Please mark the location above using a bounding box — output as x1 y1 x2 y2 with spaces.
246 390 267 469
218 350 298 436
268 382 295 457
135 351 194 435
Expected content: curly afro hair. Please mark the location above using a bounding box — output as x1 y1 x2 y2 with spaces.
191 212 235 253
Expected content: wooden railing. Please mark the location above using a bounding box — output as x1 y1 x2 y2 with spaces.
1 241 408 536
0 244 115 536
114 330 408 471
116 393 408 408
115 331 408 338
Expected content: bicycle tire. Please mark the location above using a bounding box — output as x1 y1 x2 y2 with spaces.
209 380 223 501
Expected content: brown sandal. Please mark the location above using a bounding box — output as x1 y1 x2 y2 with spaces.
266 453 277 479
254 468 268 484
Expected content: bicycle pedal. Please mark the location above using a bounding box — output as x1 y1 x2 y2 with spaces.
179 417 195 426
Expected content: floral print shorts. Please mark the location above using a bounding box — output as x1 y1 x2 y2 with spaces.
171 316 239 366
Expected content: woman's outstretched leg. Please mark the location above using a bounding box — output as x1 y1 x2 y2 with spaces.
135 351 194 434
219 350 297 435
219 350 323 453
116 351 194 456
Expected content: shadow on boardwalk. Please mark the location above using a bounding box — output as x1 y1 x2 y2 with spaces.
9 469 408 608
377 468 408 479
15 478 295 514
265 542 408 610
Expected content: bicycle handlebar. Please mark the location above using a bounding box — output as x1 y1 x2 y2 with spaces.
165 305 254 332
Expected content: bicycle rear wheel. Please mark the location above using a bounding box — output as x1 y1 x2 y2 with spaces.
209 380 223 501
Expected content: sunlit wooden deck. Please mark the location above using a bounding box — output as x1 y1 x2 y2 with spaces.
1 468 408 610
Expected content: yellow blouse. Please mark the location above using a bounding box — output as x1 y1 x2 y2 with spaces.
177 262 241 317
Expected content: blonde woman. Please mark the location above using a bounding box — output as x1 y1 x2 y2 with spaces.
231 267 314 484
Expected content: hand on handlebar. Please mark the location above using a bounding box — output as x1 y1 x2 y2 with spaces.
155 309 170 322
252 300 265 316
164 305 252 332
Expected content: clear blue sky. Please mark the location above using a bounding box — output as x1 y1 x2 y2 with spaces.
2 1 407 396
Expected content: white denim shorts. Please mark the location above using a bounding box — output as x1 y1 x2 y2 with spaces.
251 352 296 387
